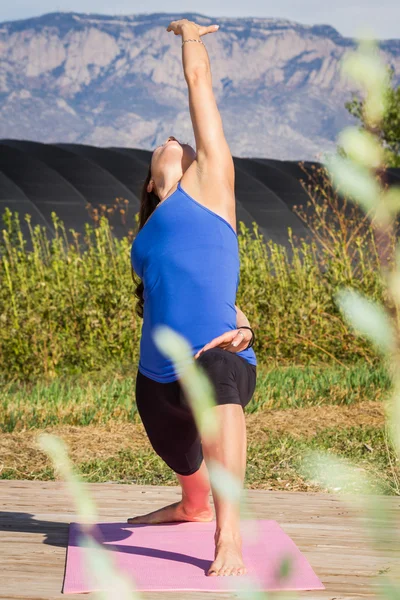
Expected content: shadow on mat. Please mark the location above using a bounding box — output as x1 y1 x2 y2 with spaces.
71 522 212 572
0 513 212 571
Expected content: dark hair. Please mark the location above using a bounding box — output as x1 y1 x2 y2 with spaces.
131 162 160 319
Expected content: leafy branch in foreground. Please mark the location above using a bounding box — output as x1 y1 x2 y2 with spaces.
344 66 400 168
303 36 400 597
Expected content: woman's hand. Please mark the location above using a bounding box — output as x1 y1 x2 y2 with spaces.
194 329 251 360
166 19 219 38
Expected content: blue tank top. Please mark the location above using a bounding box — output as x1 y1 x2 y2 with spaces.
131 180 257 383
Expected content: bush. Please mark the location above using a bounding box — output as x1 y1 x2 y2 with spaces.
0 164 394 382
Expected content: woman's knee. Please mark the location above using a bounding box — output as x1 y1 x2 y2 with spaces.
196 347 226 366
196 348 227 382
197 347 224 356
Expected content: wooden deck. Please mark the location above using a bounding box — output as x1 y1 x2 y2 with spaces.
0 480 399 599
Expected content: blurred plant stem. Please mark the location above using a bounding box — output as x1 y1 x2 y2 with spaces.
306 35 400 595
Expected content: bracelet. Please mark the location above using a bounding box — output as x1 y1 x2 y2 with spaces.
182 39 204 47
237 326 255 350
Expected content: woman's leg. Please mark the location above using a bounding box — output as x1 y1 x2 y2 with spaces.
175 458 212 513
138 402 248 576
201 403 247 576
129 353 256 577
128 369 214 524
128 458 214 524
193 348 256 576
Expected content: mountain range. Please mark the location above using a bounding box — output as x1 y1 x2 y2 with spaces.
0 12 399 159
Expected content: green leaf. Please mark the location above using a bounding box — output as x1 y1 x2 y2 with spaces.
384 186 400 217
37 433 98 521
277 555 293 580
300 449 372 495
38 434 142 599
325 153 381 214
341 40 390 125
152 325 219 441
335 288 396 353
338 127 383 168
82 535 140 599
377 575 400 600
342 39 388 89
207 458 243 503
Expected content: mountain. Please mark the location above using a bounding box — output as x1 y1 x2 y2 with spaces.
0 12 399 159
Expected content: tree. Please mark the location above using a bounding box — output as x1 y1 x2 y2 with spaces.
344 67 400 168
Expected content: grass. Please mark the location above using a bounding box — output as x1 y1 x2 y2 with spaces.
248 360 391 411
1 423 395 495
0 361 392 433
1 359 394 495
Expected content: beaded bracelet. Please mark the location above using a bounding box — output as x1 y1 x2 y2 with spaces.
237 326 255 350
182 39 204 47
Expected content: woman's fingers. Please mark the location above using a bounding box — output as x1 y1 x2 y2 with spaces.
198 24 220 36
166 21 182 35
194 330 246 359
231 332 245 347
194 336 227 359
166 20 219 37
166 20 184 34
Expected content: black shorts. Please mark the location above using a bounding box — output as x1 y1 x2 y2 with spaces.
135 347 257 476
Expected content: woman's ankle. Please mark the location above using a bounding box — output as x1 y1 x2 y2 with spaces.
214 523 242 544
181 503 213 522
181 495 212 515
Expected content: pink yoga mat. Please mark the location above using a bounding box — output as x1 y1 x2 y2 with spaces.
62 520 325 593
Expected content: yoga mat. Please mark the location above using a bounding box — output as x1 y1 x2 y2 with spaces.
62 519 325 593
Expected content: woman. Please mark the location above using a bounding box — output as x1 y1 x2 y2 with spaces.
129 18 257 577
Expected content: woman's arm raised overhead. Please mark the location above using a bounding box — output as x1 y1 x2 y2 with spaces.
167 19 235 193
183 25 234 191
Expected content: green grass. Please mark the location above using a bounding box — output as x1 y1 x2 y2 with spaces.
2 426 395 495
0 361 391 432
247 426 396 495
248 360 391 412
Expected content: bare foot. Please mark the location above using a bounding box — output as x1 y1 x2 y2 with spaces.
207 531 247 576
127 500 214 525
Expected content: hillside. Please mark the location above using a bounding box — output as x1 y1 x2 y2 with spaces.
1 12 399 159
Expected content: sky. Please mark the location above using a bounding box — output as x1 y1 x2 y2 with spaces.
1 0 399 40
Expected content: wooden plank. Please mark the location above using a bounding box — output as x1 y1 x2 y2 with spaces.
0 481 399 599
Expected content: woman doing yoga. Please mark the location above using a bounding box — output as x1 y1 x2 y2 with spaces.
129 19 258 577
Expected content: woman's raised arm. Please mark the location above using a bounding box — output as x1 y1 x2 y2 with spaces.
167 19 235 193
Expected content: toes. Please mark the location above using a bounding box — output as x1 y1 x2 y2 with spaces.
207 562 247 576
223 566 246 576
127 517 142 524
207 563 220 576
230 567 245 576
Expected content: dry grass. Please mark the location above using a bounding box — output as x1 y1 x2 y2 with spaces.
1 400 385 476
245 398 385 440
